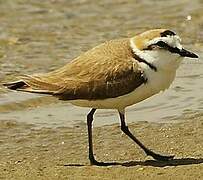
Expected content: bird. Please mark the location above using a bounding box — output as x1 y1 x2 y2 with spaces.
3 29 198 166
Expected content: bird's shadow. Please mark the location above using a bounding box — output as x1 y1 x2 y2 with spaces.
62 157 203 167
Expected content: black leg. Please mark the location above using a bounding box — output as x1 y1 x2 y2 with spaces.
119 112 174 161
87 108 110 166
87 108 97 165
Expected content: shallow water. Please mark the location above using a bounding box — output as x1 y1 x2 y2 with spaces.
0 0 202 127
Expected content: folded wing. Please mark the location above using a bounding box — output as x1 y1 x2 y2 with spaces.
3 39 146 100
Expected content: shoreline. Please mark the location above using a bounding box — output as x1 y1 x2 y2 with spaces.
0 112 202 179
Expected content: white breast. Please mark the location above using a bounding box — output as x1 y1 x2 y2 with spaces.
70 62 177 111
139 62 176 92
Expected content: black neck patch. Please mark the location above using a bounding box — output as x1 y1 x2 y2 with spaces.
131 51 157 72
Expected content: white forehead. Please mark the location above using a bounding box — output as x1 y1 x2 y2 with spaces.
147 35 182 49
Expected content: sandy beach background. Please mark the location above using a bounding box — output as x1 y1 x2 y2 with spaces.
0 0 202 179
0 113 202 179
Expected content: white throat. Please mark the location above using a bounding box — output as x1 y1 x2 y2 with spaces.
130 38 183 72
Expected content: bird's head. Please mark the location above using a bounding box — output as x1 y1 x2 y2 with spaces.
130 29 198 71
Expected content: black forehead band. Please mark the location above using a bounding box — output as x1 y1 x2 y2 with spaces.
160 30 176 37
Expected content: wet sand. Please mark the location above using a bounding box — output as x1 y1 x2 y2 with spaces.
0 112 202 180
1 0 203 126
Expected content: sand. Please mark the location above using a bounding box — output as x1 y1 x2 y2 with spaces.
0 112 202 180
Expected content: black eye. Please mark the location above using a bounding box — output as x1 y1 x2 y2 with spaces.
143 41 167 50
143 45 155 50
154 41 181 54
155 41 168 48
144 40 181 55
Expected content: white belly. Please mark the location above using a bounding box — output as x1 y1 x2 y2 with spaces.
71 66 176 111
71 83 151 111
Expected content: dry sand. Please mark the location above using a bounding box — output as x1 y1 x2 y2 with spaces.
0 112 202 180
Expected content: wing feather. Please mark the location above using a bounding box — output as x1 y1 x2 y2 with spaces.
3 38 146 100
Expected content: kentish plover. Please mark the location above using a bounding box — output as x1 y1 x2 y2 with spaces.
3 29 198 165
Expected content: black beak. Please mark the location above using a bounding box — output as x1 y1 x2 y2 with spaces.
151 41 199 58
179 48 199 58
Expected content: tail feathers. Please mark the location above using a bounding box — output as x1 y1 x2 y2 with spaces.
3 75 62 95
3 81 28 90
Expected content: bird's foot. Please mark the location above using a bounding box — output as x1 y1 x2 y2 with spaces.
145 149 174 161
90 158 118 166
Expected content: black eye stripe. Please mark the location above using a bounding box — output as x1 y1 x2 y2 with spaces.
155 41 168 48
143 41 168 50
160 30 176 37
155 41 180 53
143 40 181 55
154 41 181 54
